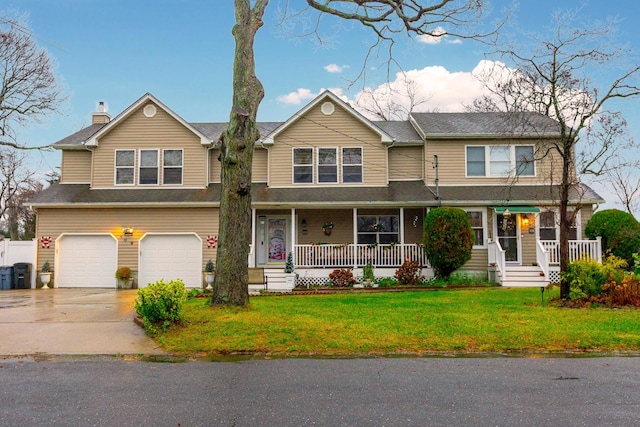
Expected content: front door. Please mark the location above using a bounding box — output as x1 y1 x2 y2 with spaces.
257 216 288 266
497 214 520 263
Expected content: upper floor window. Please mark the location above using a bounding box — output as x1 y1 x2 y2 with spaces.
466 145 535 177
343 147 363 183
115 150 135 185
293 148 313 183
163 149 183 185
139 150 159 185
357 215 399 244
318 148 337 183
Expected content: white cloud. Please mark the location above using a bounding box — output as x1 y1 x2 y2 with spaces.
276 88 317 105
416 26 447 45
351 62 492 118
324 64 346 73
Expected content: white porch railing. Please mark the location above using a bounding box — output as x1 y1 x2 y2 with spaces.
536 241 550 281
295 243 429 268
539 237 602 265
488 240 506 281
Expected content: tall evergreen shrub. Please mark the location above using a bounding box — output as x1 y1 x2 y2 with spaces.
423 207 473 279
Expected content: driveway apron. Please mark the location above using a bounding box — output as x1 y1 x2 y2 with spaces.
0 289 165 356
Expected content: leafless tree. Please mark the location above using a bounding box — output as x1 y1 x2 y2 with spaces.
0 147 40 239
355 74 431 120
0 13 65 150
213 0 500 306
468 8 640 298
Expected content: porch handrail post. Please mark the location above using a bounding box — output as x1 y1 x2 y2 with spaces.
596 236 602 263
399 207 405 263
249 208 256 268
291 208 296 267
353 208 358 269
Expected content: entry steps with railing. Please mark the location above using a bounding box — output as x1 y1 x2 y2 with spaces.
498 266 549 288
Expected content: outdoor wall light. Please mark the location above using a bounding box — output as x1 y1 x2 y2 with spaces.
122 227 134 244
301 219 307 228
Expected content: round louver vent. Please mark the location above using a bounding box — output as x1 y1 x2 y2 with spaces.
321 101 335 116
143 104 157 118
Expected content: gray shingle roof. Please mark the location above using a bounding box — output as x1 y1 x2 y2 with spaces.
373 121 423 144
28 181 603 207
410 112 561 138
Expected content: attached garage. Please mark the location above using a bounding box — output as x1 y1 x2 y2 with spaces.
56 234 118 288
139 234 202 288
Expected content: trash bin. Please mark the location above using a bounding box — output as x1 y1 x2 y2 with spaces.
0 266 14 290
13 263 32 289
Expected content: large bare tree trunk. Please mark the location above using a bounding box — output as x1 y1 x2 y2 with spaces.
211 0 267 306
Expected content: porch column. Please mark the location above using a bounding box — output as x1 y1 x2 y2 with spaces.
250 208 256 268
291 208 296 265
400 207 405 262
353 208 358 269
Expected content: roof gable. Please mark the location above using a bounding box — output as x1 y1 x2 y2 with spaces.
85 93 213 147
261 90 394 145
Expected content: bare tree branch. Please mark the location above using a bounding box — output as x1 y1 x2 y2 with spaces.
0 13 66 150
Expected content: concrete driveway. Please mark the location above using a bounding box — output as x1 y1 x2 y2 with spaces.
0 289 165 356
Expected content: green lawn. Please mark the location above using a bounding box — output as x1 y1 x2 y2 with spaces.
155 287 640 357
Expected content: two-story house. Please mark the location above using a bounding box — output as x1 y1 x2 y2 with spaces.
28 91 604 290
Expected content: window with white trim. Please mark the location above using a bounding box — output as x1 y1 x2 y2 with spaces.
293 148 313 183
318 148 337 183
466 145 535 177
342 147 363 183
466 210 485 247
115 150 135 185
539 210 579 240
163 149 183 185
139 149 159 185
357 215 399 244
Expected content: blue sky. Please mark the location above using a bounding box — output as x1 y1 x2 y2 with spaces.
5 0 640 209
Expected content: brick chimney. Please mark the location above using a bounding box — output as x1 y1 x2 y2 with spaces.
92 101 112 124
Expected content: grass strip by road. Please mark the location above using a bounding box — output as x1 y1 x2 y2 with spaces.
155 287 640 356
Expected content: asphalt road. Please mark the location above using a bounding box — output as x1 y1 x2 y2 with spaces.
1 356 639 426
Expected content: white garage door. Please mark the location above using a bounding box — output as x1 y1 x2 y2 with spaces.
57 235 117 288
139 234 202 288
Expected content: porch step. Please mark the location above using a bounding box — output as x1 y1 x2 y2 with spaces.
499 266 549 288
248 269 290 293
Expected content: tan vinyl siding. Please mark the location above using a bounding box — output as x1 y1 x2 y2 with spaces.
36 207 219 276
521 227 537 265
209 148 221 183
296 210 354 244
579 204 593 239
269 102 388 187
403 208 425 243
208 147 268 183
389 146 423 180
425 138 562 186
252 147 268 182
60 150 92 183
463 249 489 272
92 102 207 188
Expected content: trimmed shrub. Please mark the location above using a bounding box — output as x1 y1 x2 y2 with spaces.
329 268 356 287
423 207 473 279
584 209 640 268
394 258 423 285
134 279 187 335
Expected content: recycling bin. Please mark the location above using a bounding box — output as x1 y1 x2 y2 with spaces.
0 266 14 290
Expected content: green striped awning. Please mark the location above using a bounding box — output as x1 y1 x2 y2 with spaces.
493 206 540 214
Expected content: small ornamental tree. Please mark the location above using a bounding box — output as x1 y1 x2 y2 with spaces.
584 209 640 268
424 207 473 279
